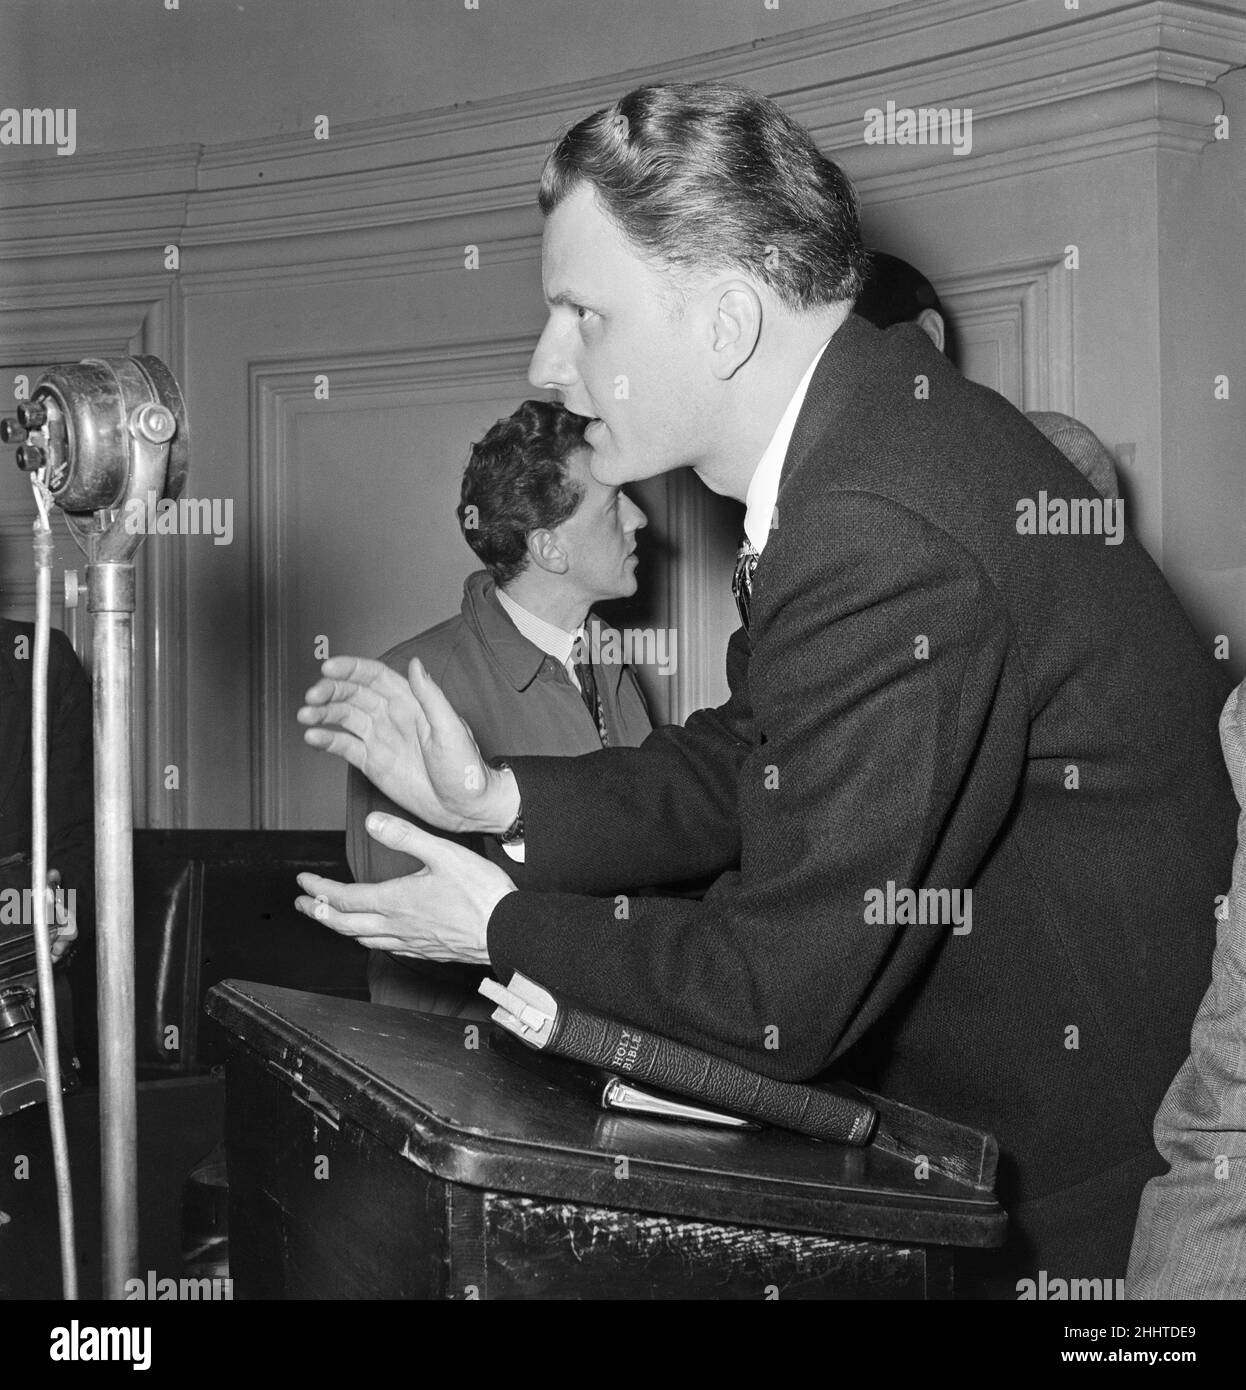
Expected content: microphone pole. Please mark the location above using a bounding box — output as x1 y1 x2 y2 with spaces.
2 357 188 1299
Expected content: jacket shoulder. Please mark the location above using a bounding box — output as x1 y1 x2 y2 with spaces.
378 613 479 685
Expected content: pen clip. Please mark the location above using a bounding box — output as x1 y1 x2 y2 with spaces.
478 972 557 1047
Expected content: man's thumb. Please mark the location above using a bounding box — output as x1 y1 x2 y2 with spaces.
365 812 438 861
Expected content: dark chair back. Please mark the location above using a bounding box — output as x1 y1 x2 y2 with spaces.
133 829 368 1077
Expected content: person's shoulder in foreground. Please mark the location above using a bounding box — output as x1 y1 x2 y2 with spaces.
1126 677 1246 1300
1026 410 1120 500
374 581 491 703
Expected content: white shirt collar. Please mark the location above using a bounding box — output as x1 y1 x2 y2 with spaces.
743 338 832 553
495 585 583 669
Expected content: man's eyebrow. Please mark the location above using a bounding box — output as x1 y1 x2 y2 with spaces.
544 288 588 308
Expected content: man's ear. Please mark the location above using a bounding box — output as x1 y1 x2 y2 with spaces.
915 307 946 355
527 527 569 576
708 281 763 381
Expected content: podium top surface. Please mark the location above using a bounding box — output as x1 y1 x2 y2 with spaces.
207 979 1005 1248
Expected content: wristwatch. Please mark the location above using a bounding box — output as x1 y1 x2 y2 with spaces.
491 759 524 845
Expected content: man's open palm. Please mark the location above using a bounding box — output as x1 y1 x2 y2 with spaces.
298 655 515 833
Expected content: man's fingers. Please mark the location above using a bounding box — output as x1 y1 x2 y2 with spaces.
314 655 408 691
296 699 379 747
363 812 442 861
407 686 432 746
305 658 415 702
301 725 367 769
296 872 393 914
408 658 473 744
295 895 385 940
294 876 386 938
298 682 385 723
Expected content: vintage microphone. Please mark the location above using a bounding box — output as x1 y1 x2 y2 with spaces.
1 357 188 1300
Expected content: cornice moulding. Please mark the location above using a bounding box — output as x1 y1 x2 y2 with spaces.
0 200 190 260
181 0 1246 188
180 227 540 294
0 146 201 208
843 76 1224 201
0 1 1240 267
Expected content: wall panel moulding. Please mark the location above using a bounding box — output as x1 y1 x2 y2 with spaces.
0 2 1240 277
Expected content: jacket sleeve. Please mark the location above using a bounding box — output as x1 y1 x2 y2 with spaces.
502 623 754 894
489 494 1028 1081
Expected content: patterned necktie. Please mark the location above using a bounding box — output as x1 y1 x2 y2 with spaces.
573 658 609 747
732 536 760 629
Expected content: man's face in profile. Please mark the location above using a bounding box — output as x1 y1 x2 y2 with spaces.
548 447 647 605
528 182 709 487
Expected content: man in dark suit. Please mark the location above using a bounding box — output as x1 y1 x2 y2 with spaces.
295 82 1236 1293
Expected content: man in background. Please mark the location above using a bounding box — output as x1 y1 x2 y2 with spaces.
346 398 651 1016
855 250 1122 500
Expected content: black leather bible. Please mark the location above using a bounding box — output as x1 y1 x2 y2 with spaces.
488 1027 761 1129
479 971 877 1146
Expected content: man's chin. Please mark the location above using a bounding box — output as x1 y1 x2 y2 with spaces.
586 451 633 486
588 443 678 486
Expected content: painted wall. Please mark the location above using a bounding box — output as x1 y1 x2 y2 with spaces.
0 0 873 151
1157 67 1246 656
1 1 1242 829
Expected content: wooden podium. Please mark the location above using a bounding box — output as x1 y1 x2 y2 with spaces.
207 980 1006 1299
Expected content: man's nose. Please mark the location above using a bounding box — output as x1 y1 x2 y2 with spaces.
528 318 576 393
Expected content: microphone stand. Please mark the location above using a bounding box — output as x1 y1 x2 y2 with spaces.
2 357 188 1300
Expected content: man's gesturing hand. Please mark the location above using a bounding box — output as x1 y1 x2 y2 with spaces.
295 813 516 963
297 655 520 834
